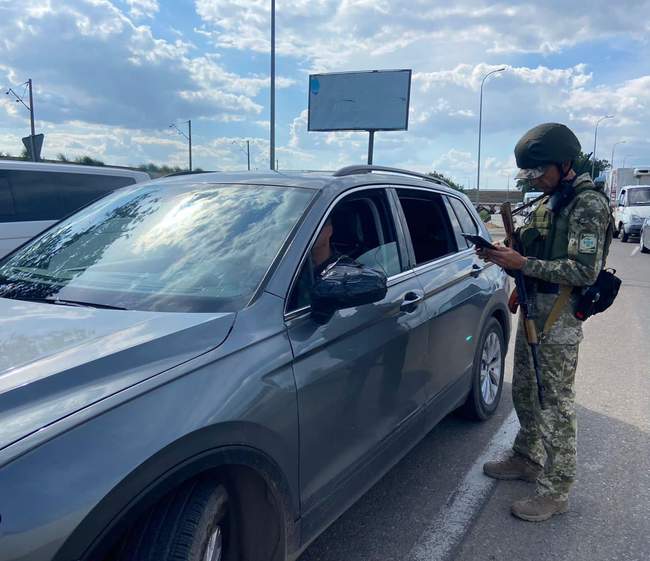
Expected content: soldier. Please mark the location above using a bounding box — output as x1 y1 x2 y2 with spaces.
477 123 612 521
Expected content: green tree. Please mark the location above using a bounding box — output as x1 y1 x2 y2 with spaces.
74 155 105 166
427 171 464 191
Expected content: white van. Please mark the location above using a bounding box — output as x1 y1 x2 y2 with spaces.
0 161 150 258
614 184 650 242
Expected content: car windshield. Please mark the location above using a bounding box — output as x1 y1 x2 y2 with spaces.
0 182 313 312
628 188 650 205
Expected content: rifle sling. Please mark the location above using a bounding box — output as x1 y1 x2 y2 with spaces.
541 285 573 339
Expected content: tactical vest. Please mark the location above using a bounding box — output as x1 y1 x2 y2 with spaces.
518 174 614 264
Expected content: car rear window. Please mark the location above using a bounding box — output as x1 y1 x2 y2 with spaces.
0 170 137 223
0 182 314 312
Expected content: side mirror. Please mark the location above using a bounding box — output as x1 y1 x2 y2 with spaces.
310 261 388 324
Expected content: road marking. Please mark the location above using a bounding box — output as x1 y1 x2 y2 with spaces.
631 246 640 257
409 410 519 561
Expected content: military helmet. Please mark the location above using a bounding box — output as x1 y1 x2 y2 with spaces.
514 123 581 179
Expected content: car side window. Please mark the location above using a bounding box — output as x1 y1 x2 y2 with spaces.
395 188 458 265
444 196 470 249
449 196 478 236
446 196 479 249
287 188 402 312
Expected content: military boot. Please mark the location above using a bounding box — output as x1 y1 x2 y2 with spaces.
511 495 569 522
483 453 541 482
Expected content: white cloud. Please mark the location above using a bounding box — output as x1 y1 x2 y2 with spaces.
126 0 159 19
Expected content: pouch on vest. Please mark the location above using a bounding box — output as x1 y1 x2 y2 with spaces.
574 268 621 321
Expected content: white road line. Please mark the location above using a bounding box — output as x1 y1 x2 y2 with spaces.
409 409 520 561
631 246 640 257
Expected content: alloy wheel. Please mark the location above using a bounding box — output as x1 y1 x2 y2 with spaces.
480 331 502 406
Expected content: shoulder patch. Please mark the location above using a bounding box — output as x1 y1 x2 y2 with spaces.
578 233 598 253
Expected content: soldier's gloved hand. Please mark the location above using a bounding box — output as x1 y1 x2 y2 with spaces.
508 287 519 314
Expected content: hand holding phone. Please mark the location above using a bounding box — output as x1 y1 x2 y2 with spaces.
461 233 497 251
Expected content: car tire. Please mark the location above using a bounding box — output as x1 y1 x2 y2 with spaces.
612 226 619 239
462 317 505 421
115 477 236 561
641 237 650 254
620 224 629 243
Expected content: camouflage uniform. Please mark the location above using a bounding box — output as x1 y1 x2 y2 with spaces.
513 173 611 501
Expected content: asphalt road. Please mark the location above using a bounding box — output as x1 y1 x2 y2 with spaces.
299 238 650 561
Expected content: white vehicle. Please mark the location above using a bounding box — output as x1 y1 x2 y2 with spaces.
613 184 650 242
523 191 544 205
640 218 650 254
0 160 150 258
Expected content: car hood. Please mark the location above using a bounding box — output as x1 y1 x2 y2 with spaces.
628 206 650 219
0 298 235 451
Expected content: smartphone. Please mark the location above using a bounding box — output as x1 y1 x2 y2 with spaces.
462 233 497 251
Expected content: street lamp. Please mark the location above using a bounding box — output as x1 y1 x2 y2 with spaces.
170 120 192 171
610 140 626 171
476 67 506 204
592 115 613 179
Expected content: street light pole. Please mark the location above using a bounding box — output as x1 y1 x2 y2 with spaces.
270 0 276 171
247 140 251 171
476 67 506 205
592 115 613 179
610 140 626 171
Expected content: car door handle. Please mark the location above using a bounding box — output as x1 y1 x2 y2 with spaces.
470 264 484 278
400 291 423 313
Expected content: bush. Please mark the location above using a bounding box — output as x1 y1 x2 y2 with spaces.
479 209 491 222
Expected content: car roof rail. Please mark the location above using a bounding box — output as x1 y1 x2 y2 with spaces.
332 165 449 187
163 170 212 178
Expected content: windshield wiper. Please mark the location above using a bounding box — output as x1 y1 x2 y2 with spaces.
10 295 127 310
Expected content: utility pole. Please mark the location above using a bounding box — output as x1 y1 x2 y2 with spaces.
188 119 192 171
270 0 276 170
170 120 192 171
6 78 38 161
247 140 251 171
28 79 36 162
476 67 506 205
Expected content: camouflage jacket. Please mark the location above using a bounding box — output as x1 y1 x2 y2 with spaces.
521 173 612 288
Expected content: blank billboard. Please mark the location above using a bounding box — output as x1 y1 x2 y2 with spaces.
308 69 412 132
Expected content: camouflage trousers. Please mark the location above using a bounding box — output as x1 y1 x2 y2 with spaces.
512 319 579 501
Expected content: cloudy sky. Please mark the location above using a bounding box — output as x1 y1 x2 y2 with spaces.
1 0 649 188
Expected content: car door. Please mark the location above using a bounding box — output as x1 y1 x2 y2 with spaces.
285 186 431 517
392 187 490 400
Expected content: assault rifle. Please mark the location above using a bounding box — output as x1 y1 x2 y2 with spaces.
500 198 547 409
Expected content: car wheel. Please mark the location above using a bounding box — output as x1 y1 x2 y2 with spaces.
462 317 505 421
620 224 629 243
641 236 650 254
612 226 619 239
115 477 236 561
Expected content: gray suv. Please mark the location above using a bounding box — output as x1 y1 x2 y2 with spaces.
0 166 510 561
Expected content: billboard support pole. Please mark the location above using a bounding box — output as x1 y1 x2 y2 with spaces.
367 130 375 165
